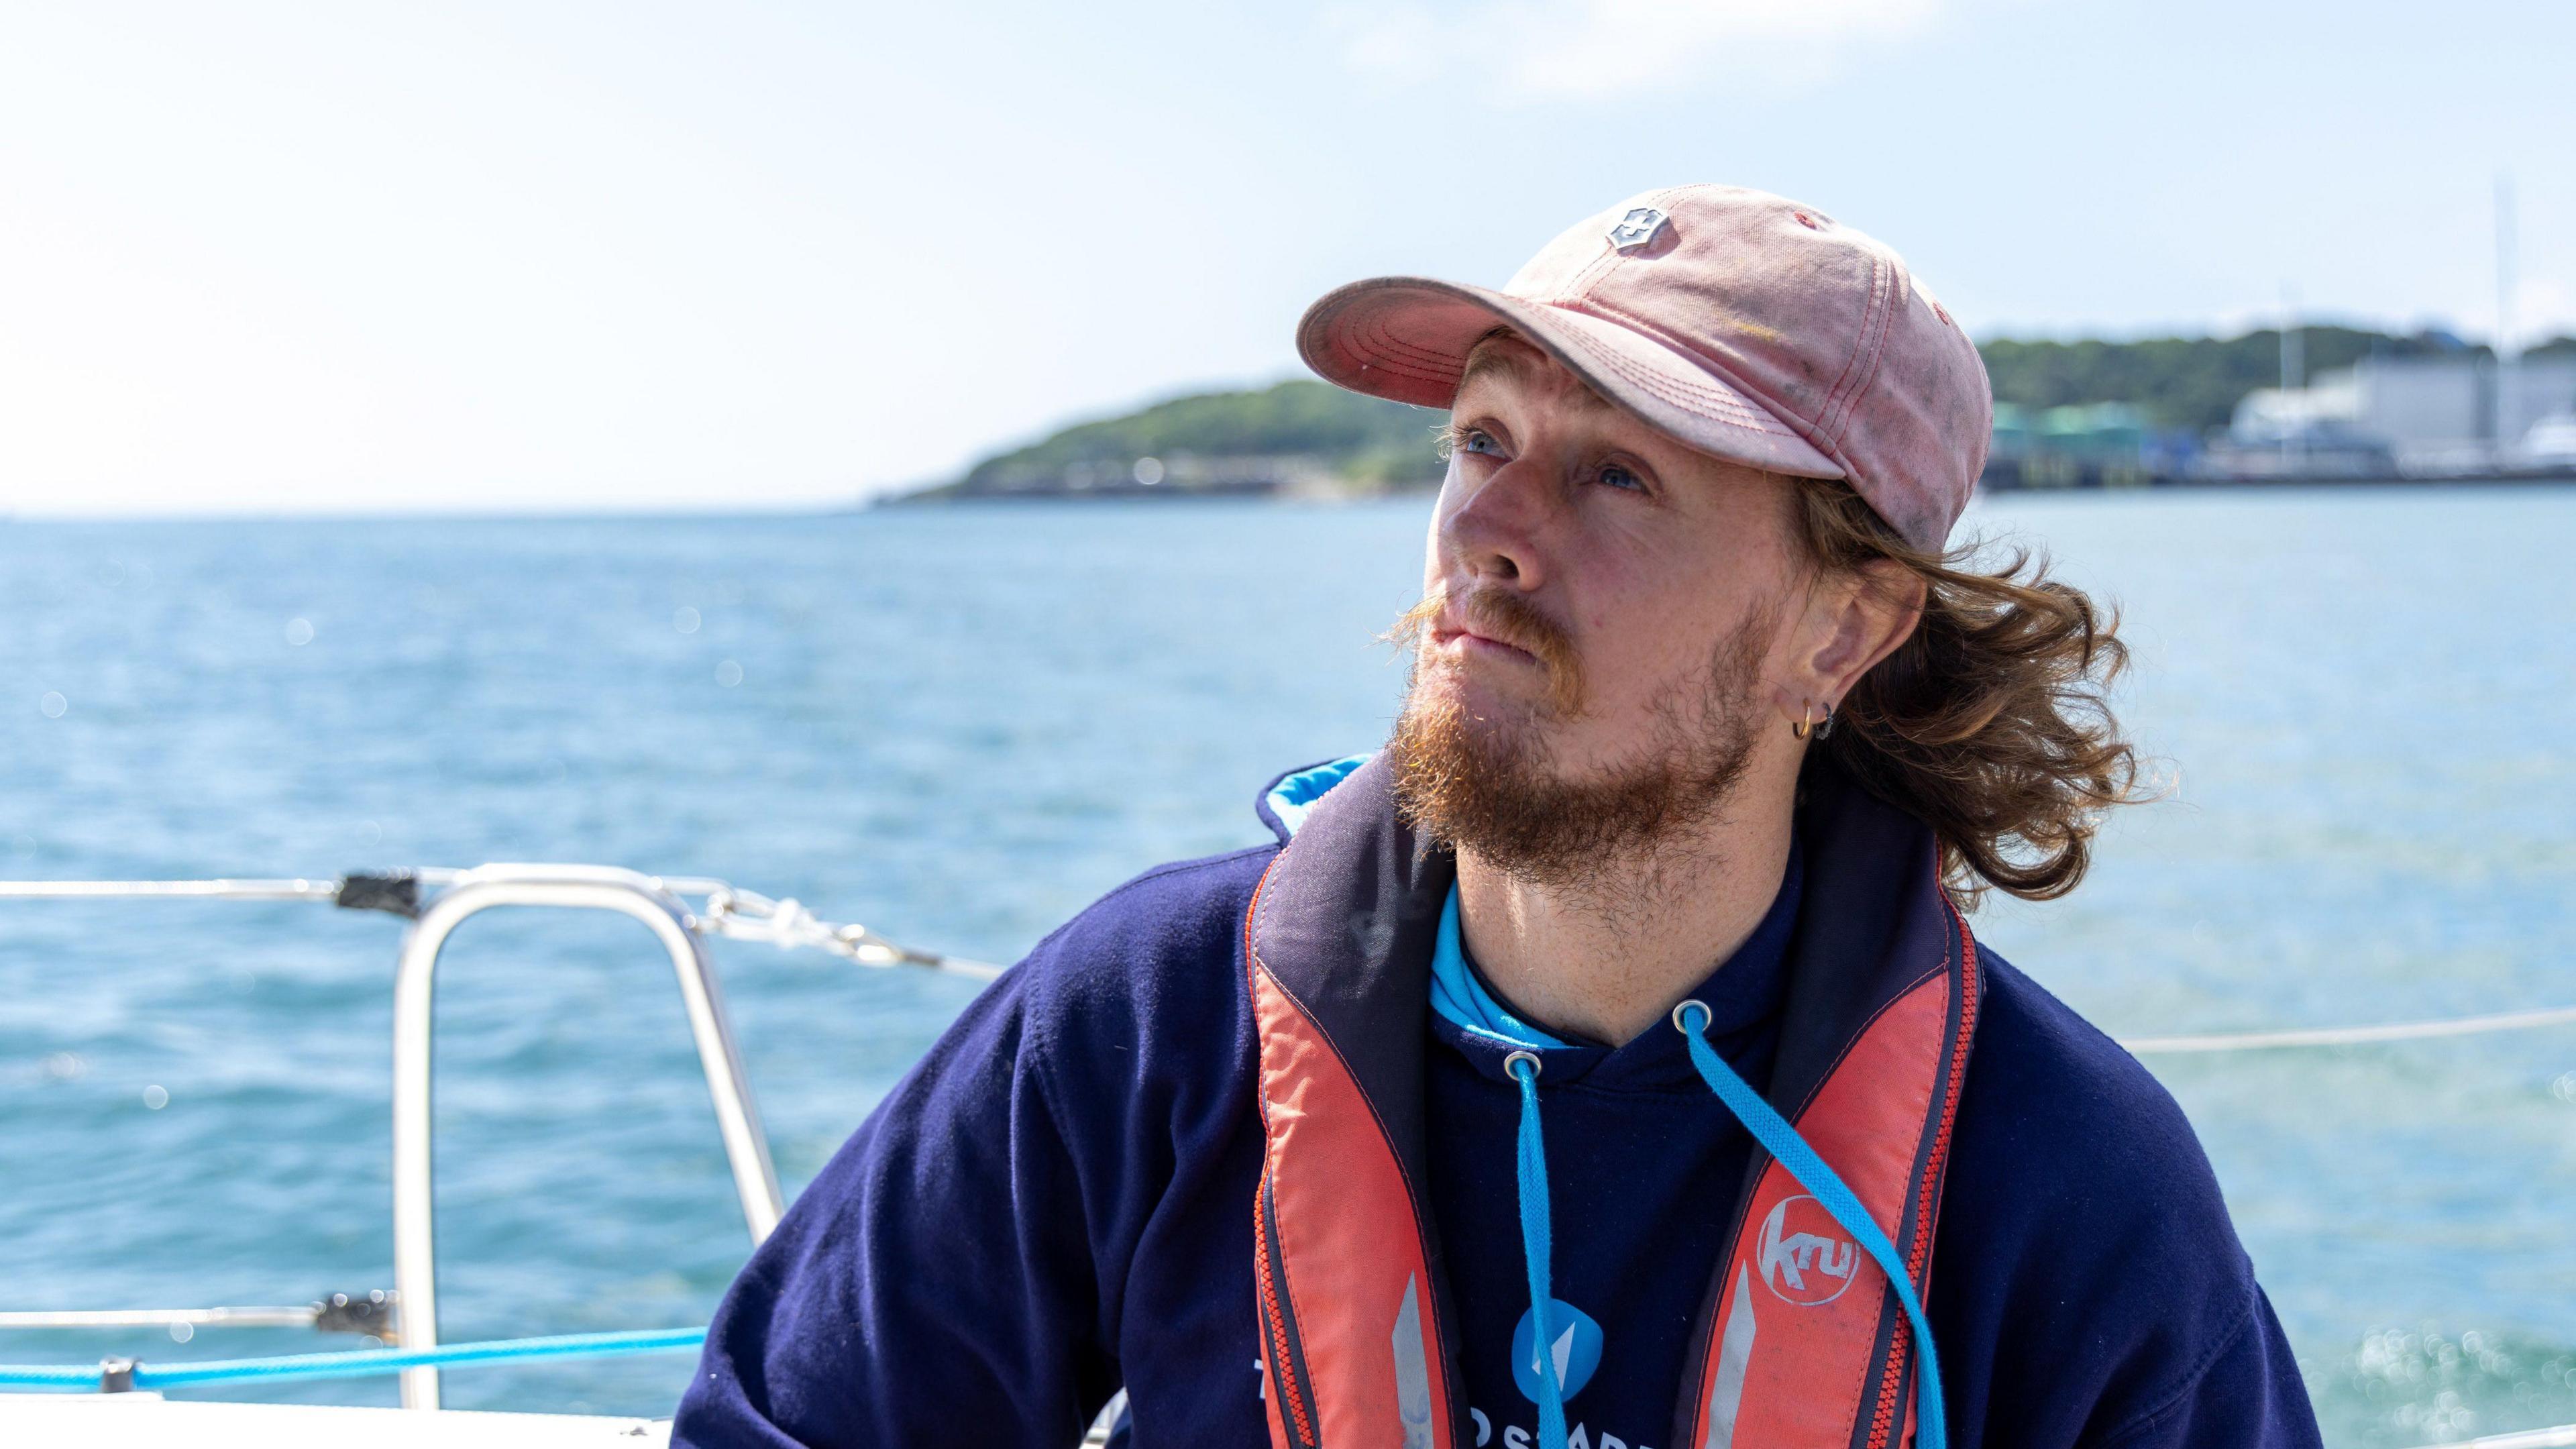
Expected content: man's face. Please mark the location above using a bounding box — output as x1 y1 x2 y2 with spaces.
1390 333 1809 880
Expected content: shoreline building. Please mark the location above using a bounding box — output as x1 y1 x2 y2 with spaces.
2222 352 2576 476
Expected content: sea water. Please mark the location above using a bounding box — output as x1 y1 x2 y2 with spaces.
0 490 2570 1445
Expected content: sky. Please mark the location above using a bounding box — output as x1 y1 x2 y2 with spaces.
1 0 2570 515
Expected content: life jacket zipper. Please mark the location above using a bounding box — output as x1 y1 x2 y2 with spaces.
1257 1175 1321 1448
1864 898 1978 1449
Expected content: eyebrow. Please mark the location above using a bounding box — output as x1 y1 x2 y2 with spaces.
1454 335 1616 415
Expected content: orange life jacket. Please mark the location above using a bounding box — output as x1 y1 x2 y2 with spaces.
1244 756 1978 1449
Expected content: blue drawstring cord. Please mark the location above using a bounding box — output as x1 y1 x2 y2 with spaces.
1503 1050 1570 1449
1674 1000 1947 1449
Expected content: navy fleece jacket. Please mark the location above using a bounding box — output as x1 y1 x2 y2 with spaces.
674 801 2321 1448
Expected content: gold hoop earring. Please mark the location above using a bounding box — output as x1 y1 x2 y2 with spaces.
1791 704 1815 740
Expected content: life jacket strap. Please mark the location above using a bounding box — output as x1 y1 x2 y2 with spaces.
1674 1000 1946 1449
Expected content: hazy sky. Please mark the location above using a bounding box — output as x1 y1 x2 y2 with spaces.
3 1 2569 515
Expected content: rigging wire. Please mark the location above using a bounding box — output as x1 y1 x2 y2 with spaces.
2117 1003 2576 1055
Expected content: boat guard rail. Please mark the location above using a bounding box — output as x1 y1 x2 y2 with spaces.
0 865 999 1409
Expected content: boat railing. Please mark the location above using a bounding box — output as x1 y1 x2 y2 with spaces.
0 865 999 1409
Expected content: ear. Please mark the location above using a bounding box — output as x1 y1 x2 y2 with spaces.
1780 559 1924 716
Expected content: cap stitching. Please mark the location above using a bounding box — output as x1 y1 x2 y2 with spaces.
1352 311 1472 378
1348 326 1460 381
1556 331 1782 427
1540 315 1799 436
1564 294 1813 436
1329 286 1832 451
1820 252 1897 450
1562 244 1622 303
1341 290 1782 431
1348 304 1466 366
1808 250 1888 460
1344 343 1458 388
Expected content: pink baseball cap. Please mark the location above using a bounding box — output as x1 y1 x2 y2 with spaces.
1297 184 1991 551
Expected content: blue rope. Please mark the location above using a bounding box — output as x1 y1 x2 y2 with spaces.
1505 1052 1569 1449
0 1326 706 1392
1676 1002 1946 1449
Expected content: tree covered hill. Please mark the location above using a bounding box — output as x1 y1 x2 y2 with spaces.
902 327 2574 500
926 380 1446 498
1980 327 2572 432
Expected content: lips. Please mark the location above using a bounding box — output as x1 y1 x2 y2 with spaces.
1401 586 1585 717
1438 626 1538 665
1430 612 1541 665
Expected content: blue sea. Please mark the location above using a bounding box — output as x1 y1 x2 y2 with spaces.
1 491 2571 1445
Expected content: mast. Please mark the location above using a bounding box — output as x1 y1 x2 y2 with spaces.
2495 173 2518 461
2279 284 2303 472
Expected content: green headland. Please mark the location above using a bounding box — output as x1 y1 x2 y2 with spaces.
898 327 2576 501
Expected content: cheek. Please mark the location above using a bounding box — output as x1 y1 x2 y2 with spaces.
1554 490 1797 716
1424 462 1469 586
1593 619 1703 705
1577 580 1767 707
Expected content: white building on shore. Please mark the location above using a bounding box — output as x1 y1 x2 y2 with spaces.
2231 352 2576 475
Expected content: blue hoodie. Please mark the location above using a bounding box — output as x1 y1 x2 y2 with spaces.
673 761 2322 1449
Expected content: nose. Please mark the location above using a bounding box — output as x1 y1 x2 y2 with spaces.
1440 453 1552 592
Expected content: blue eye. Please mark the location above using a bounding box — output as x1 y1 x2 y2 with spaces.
1461 429 1500 455
1599 464 1644 491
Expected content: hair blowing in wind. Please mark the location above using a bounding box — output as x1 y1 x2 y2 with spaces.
1790 478 2150 905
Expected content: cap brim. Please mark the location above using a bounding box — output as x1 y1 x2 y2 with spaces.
1296 277 1844 482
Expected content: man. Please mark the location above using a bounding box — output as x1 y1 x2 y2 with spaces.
675 186 2322 1449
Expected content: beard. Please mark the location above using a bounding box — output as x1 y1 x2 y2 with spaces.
1386 585 1769 888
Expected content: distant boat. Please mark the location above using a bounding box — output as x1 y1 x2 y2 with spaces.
2519 411 2576 468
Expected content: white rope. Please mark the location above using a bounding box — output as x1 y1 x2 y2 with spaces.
0 873 1005 982
0 1305 319 1330
2119 1004 2576 1054
0 878 342 901
2416 1425 2576 1449
695 885 1004 981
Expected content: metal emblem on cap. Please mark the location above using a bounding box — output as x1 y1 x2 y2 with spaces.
1607 206 1668 252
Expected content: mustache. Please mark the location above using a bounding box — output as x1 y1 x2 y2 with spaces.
1389 583 1583 714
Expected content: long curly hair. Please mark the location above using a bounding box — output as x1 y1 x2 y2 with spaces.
1792 478 2150 905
